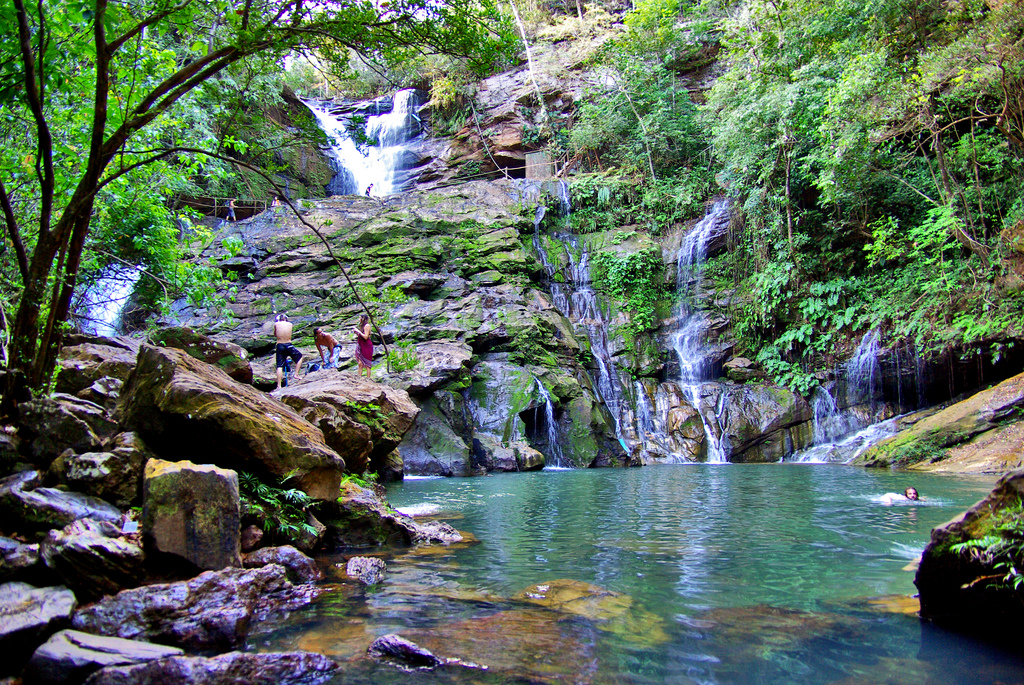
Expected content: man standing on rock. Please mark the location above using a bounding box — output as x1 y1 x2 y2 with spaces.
314 327 342 369
274 314 303 389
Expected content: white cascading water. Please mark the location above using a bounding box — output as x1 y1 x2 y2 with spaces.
531 182 628 450
672 200 732 463
789 329 888 462
75 265 141 335
534 378 567 467
304 89 422 196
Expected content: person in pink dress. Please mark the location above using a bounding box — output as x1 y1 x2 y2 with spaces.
354 314 373 377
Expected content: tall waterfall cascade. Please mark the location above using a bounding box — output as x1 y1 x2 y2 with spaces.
305 89 424 196
531 183 629 455
74 265 142 336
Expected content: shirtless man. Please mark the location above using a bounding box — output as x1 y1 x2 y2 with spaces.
313 327 342 368
274 314 303 389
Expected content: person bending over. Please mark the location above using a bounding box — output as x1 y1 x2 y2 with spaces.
314 326 342 368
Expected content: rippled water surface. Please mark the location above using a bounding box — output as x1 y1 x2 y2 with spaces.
251 466 1024 684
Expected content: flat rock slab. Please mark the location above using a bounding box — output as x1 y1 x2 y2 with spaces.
0 582 77 672
82 651 339 685
0 471 122 533
71 565 290 652
24 629 183 685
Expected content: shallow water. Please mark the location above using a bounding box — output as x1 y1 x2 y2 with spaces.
249 466 1024 684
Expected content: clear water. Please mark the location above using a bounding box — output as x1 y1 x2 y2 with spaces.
249 467 1023 684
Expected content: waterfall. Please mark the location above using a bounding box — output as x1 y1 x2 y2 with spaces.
534 378 566 467
75 265 142 335
304 89 423 196
672 200 732 463
531 182 628 448
844 329 880 408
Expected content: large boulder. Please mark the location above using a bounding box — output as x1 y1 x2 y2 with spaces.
58 433 154 508
856 371 1024 468
147 327 253 385
0 471 122 533
71 565 292 652
23 630 183 685
915 470 1024 631
0 582 77 674
19 395 118 463
242 546 321 584
143 459 241 571
117 345 345 500
276 373 419 476
81 651 339 685
55 338 140 397
40 519 145 602
726 384 813 463
383 341 473 397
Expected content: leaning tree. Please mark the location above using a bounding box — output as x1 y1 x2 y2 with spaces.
0 0 511 411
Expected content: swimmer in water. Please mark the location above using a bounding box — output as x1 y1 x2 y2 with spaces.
880 487 920 504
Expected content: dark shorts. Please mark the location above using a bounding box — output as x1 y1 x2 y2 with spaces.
276 343 302 368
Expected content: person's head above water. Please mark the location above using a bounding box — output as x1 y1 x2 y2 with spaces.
904 487 919 501
275 313 288 323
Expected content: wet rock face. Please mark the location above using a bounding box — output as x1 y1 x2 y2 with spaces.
322 482 462 549
118 345 345 500
0 582 77 674
24 629 183 685
0 536 44 584
915 470 1024 631
142 459 241 571
71 564 293 652
81 651 339 685
276 373 419 476
40 519 145 602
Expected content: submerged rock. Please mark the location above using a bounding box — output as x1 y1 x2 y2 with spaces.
81 651 339 685
24 629 183 685
71 564 292 652
344 556 386 585
118 345 345 500
143 459 241 571
367 634 446 670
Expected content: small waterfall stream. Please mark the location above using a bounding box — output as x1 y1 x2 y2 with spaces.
533 378 566 467
671 200 732 462
74 265 142 336
305 89 423 196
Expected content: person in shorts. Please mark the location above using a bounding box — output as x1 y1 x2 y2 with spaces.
274 313 303 389
314 327 342 368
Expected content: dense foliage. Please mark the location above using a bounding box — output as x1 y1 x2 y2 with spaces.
555 0 1024 391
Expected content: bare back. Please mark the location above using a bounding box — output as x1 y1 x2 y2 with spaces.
274 321 293 343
